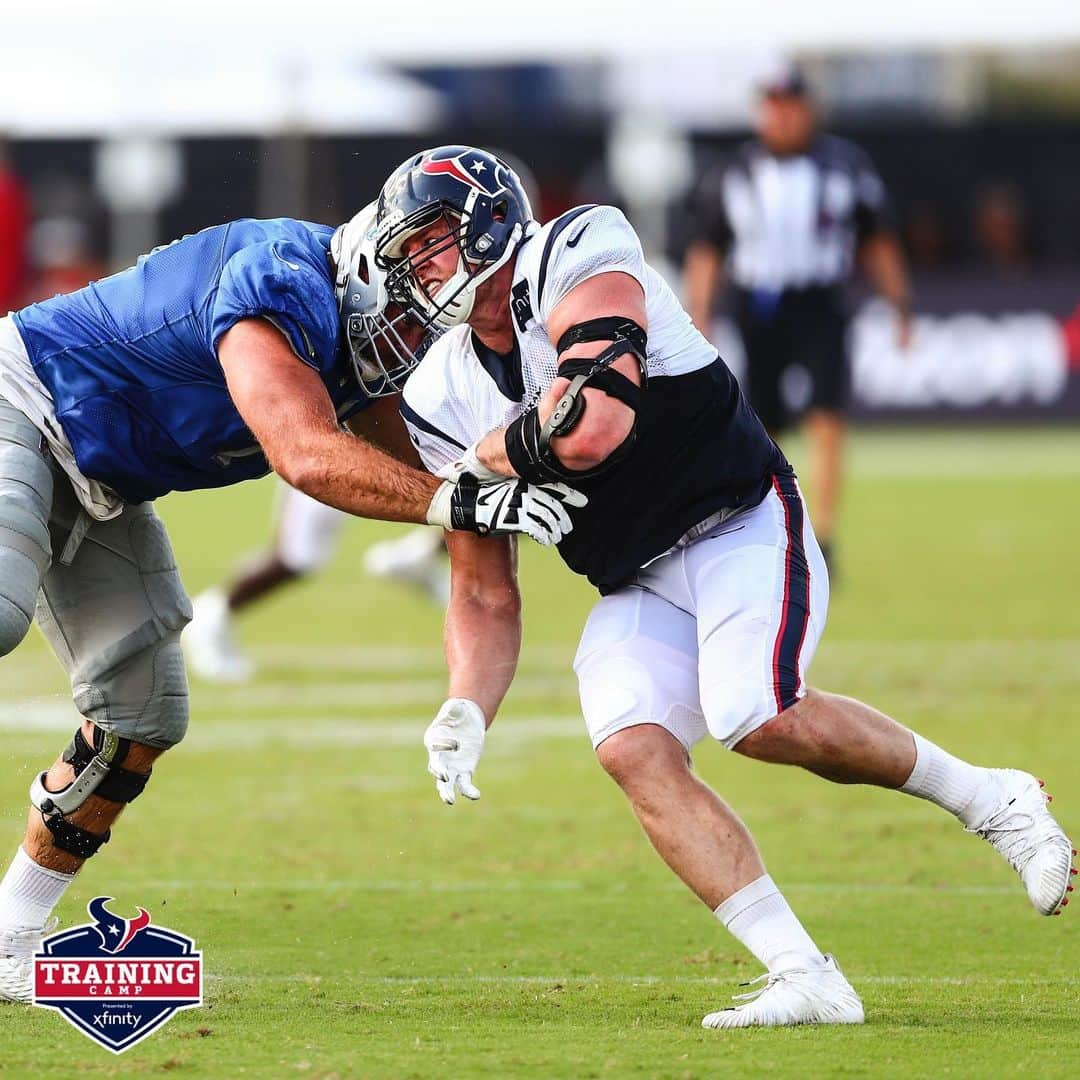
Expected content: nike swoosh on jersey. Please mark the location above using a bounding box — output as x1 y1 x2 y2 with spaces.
566 223 590 248
272 246 302 271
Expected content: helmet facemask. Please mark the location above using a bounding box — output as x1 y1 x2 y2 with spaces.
378 190 524 331
332 204 431 397
342 298 426 397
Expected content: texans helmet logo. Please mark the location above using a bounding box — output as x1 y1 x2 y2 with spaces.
88 897 151 955
418 155 493 193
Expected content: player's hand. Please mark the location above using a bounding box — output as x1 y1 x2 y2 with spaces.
424 698 486 805
428 473 587 545
437 440 506 484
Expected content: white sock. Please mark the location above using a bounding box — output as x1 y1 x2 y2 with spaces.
900 732 991 825
0 846 75 931
715 874 826 974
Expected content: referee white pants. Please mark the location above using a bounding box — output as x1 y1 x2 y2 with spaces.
573 475 829 752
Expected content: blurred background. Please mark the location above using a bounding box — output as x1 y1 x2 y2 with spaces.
1 4 1079 423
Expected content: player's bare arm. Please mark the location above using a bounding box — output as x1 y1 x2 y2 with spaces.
444 530 521 721
682 239 725 336
223 319 580 546
220 317 441 523
858 230 912 348
423 530 521 805
345 392 424 467
475 270 647 476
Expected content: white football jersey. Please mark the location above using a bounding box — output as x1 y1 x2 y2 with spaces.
401 204 715 474
401 204 788 594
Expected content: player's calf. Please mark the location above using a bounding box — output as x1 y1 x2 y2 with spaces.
26 720 164 873
735 691 1076 916
732 688 916 787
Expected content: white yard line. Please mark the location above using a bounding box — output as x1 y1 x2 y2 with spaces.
0 706 586 744
243 638 1080 670
0 638 1074 738
3 639 1076 713
200 674 579 709
247 643 577 671
201 972 1079 987
127 878 1023 897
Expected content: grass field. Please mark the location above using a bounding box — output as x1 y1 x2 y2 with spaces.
0 427 1077 1078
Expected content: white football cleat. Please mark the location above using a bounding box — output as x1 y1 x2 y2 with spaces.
182 588 255 684
702 955 864 1029
0 919 56 1004
364 528 450 607
965 769 1075 916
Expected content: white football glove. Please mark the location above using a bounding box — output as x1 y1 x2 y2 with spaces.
426 473 586 546
424 698 486 805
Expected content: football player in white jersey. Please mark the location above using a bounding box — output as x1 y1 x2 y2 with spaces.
373 146 1075 1030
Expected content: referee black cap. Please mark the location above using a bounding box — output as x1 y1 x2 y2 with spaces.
757 63 809 99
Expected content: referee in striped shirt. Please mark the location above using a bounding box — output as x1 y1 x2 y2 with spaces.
684 65 911 572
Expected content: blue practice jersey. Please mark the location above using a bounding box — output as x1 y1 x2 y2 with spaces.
14 218 371 504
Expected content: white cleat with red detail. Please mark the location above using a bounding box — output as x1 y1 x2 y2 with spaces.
0 919 56 1004
701 955 864 1029
965 769 1075 916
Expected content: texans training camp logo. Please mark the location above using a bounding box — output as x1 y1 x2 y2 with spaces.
32 897 202 1054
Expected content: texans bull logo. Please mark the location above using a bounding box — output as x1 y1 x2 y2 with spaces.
418 154 496 193
87 897 151 954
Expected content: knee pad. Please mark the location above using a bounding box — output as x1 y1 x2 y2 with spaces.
74 633 190 750
63 510 191 750
576 647 707 755
0 594 31 657
0 497 53 656
700 678 786 749
29 726 152 859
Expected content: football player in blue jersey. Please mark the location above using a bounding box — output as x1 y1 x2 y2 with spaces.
0 203 585 1002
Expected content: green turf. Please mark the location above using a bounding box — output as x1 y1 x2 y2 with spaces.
0 427 1077 1078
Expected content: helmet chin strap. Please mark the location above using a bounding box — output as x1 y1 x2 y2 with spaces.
417 222 524 330
427 262 476 328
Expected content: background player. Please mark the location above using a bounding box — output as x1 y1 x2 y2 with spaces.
682 64 912 571
374 144 1073 1029
0 204 583 1002
184 484 449 683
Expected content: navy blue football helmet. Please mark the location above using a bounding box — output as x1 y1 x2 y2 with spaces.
375 145 534 329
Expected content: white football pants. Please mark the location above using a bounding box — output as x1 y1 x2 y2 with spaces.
574 475 829 752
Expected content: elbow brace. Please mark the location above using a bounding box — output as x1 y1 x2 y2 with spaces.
505 317 648 484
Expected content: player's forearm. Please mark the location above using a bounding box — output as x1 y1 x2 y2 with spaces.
444 590 521 725
475 427 517 478
275 428 441 524
474 358 637 480
683 241 723 335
